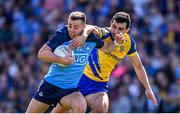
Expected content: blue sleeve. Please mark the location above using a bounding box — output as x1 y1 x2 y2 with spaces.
127 35 137 55
87 33 104 49
46 30 68 51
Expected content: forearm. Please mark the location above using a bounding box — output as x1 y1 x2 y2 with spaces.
38 51 65 64
38 45 66 64
134 65 151 90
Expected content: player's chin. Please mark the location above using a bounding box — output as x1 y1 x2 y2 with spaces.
73 33 80 38
70 32 78 37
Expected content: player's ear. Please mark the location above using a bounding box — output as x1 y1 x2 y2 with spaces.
125 28 130 33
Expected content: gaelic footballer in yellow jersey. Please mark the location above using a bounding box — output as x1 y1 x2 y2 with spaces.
77 12 157 113
84 27 137 82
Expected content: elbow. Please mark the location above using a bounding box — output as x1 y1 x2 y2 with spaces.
37 50 43 60
37 44 51 61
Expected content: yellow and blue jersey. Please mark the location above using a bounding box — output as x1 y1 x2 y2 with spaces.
83 27 137 82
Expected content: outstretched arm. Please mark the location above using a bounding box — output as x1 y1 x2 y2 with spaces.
84 26 121 53
70 25 100 48
70 25 126 53
128 52 158 105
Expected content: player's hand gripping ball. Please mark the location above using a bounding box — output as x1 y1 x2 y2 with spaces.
54 45 74 66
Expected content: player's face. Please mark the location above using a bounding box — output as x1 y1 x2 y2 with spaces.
67 19 86 38
110 20 130 38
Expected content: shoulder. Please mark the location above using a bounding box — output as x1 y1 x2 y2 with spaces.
126 33 137 56
124 33 136 45
56 26 68 35
52 26 70 41
46 26 70 51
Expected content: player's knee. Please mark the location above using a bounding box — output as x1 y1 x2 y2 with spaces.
102 103 109 112
71 100 87 112
92 93 109 113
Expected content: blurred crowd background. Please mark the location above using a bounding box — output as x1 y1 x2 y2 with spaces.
0 0 179 113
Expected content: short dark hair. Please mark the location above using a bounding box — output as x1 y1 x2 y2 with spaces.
69 11 86 23
111 12 131 29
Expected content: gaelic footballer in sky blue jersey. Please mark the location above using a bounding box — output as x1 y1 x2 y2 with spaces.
44 26 105 89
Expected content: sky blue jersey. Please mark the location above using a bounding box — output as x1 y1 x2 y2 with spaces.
44 26 104 89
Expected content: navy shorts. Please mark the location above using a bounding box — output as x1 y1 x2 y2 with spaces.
34 80 79 106
78 74 108 96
